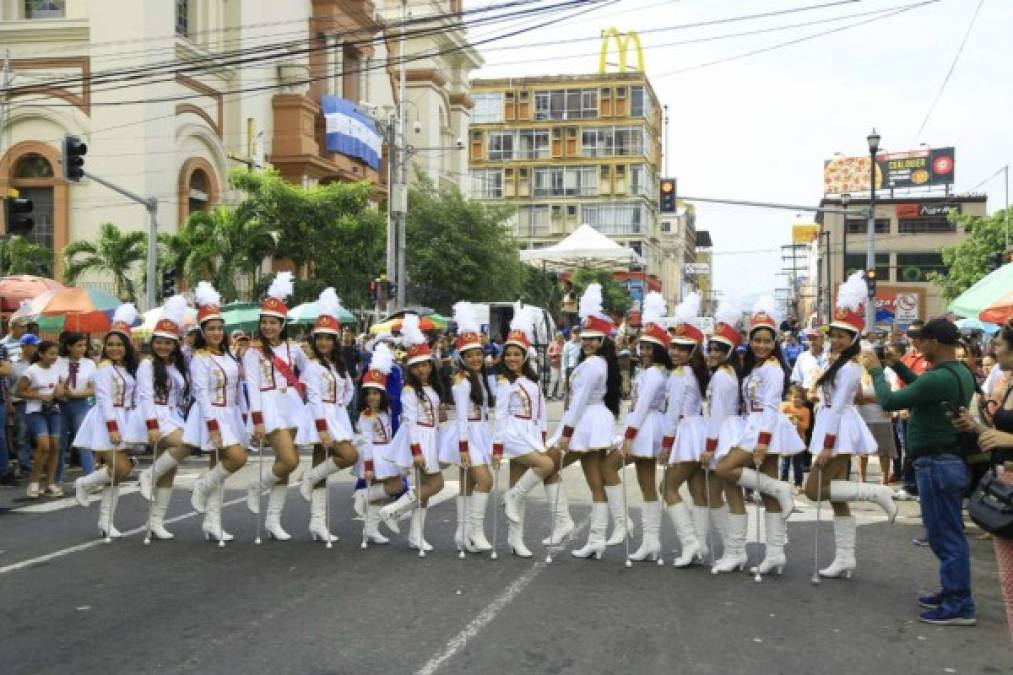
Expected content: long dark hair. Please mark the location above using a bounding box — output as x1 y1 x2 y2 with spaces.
311 332 348 377
643 341 674 370
194 319 236 360
673 343 710 394
742 328 790 393
30 340 58 365
59 332 88 358
459 346 495 407
501 344 539 384
151 337 191 403
405 357 445 402
815 329 860 389
578 337 621 417
357 386 390 414
103 331 139 376
256 316 289 362
707 341 742 381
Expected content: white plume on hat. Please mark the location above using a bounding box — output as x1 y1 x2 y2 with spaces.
509 302 535 343
317 287 343 319
453 301 480 335
579 283 607 321
714 293 744 327
112 302 139 327
674 292 701 324
267 271 294 302
642 292 666 326
400 313 426 347
160 295 187 327
836 271 868 312
751 294 781 324
369 341 394 375
194 281 221 308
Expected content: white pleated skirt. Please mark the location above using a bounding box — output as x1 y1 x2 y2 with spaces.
183 405 249 451
439 421 493 466
123 405 185 444
629 409 665 459
568 403 617 453
74 407 134 452
353 442 403 481
295 404 355 446
735 411 806 456
497 417 547 458
385 425 442 474
250 388 304 434
669 415 707 463
809 406 878 456
712 415 746 468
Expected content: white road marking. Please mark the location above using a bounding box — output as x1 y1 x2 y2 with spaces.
414 518 588 675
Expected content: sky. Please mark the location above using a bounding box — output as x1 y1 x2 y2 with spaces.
465 0 1013 299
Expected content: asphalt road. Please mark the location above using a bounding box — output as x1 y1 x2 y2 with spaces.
1 401 1010 675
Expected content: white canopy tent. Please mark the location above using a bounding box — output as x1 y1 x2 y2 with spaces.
518 224 645 272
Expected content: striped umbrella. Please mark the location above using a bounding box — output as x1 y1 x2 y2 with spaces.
27 287 124 333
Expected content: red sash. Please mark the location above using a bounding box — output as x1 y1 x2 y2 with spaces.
260 347 306 400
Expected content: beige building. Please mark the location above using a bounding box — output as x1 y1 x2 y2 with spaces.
815 194 987 325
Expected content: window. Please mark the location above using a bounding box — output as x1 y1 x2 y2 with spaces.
175 0 188 35
472 93 504 123
629 164 654 197
534 89 598 120
516 130 549 159
516 205 551 236
533 167 597 197
844 253 889 280
581 202 646 235
14 153 54 178
845 218 890 234
897 253 947 282
580 126 644 157
25 0 64 18
188 169 210 216
630 86 646 117
470 169 503 199
487 132 514 160
898 217 956 234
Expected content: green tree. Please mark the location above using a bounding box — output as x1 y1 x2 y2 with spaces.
519 266 562 321
405 175 522 311
571 268 632 317
62 222 146 301
1 236 53 277
931 208 1009 300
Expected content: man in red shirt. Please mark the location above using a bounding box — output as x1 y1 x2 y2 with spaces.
546 331 564 400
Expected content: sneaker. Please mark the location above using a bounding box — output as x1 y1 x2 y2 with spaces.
918 591 943 609
918 607 976 626
46 484 64 497
26 482 41 498
893 488 917 501
912 536 930 547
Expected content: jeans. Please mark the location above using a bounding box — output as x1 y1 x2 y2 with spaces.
914 453 975 617
13 401 31 475
548 366 562 399
780 453 806 486
0 402 9 475
59 398 94 480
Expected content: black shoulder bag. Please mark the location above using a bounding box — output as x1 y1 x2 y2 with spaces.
966 384 1013 538
938 363 987 465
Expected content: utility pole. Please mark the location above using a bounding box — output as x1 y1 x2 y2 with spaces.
394 0 409 310
865 129 881 331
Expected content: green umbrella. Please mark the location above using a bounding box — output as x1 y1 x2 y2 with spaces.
220 302 261 334
287 301 356 326
428 313 449 330
947 262 1013 318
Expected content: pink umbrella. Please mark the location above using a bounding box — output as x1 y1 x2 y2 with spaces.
0 275 64 312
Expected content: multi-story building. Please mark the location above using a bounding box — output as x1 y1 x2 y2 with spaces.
467 71 665 276
815 194 987 326
0 0 479 295
657 199 699 308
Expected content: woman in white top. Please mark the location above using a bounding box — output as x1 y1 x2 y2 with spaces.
855 352 898 485
437 302 495 555
128 295 190 540
805 273 897 580
617 295 672 563
243 272 306 541
17 340 65 498
296 289 359 544
184 282 249 542
714 296 804 577
496 310 554 558
72 304 141 539
56 333 96 477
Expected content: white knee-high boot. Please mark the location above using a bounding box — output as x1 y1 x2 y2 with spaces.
454 495 468 552
667 501 702 567
97 486 121 538
737 467 794 519
140 453 179 501
202 485 234 542
308 488 336 543
504 470 544 523
572 502 608 559
604 484 633 546
355 483 389 517
300 458 340 502
191 463 231 514
408 507 432 551
629 500 662 562
828 480 897 522
149 487 175 540
692 506 711 560
711 512 748 574
751 512 787 576
541 481 575 545
506 498 531 557
265 485 291 540
249 464 282 513
74 466 110 508
819 515 857 579
378 488 415 534
468 492 493 551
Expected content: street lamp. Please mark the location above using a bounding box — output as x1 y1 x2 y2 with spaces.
865 128 881 331
841 191 851 278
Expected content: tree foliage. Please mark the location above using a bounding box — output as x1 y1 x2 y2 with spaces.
570 268 632 317
931 208 1009 300
63 222 146 301
1 236 52 277
405 175 522 311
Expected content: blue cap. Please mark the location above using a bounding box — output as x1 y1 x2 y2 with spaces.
20 334 40 346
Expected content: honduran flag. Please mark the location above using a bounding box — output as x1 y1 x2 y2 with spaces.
321 95 382 171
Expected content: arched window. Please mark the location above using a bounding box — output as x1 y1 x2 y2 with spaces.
177 158 220 226
14 153 54 178
188 168 209 215
12 153 55 251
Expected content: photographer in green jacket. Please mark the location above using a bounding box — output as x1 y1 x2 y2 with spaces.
862 317 976 626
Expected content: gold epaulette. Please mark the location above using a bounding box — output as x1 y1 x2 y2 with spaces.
359 410 376 419
96 359 112 369
194 348 210 357
496 373 509 383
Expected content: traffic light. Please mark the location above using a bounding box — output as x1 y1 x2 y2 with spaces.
4 190 34 236
865 268 877 297
161 266 176 299
62 135 87 182
659 178 676 213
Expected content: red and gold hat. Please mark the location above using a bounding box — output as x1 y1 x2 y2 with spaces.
581 314 614 339
456 331 482 352
363 342 394 390
313 314 340 335
639 322 670 348
830 306 864 335
748 295 780 336
453 301 483 353
578 283 613 338
749 311 777 335
152 296 188 341
399 314 432 366
312 287 343 336
363 368 388 390
261 271 293 320
671 322 704 348
504 329 530 351
195 281 223 325
830 271 868 339
109 303 139 339
710 321 742 349
406 342 432 366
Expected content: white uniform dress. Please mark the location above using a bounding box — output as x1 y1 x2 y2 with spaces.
295 359 355 445
353 410 402 480
555 355 615 452
665 366 707 463
73 361 137 451
709 364 745 463
243 340 308 434
124 359 187 443
734 359 805 455
182 350 249 451
493 375 548 458
809 360 878 456
623 365 668 459
439 373 493 466
386 385 443 474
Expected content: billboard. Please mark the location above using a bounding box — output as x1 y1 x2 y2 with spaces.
823 147 955 195
792 224 819 244
834 285 925 328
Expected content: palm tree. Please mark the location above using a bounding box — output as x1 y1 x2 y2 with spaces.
62 222 146 301
1 236 53 277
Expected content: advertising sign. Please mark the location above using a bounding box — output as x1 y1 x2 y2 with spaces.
873 286 926 329
823 147 955 195
792 224 819 244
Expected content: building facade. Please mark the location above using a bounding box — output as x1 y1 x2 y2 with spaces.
466 71 665 277
816 194 987 326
